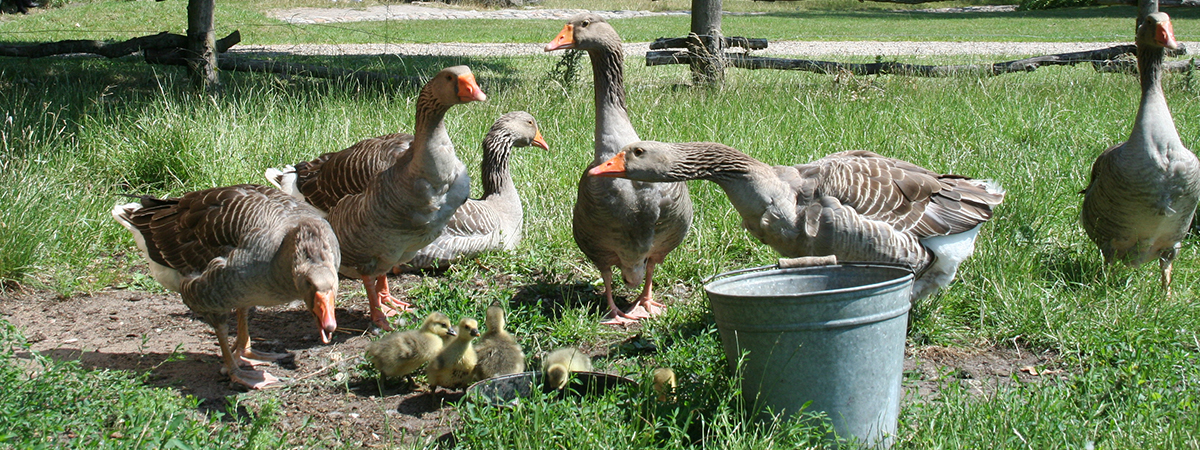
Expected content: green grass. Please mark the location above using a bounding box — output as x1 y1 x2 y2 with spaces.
3 0 1200 45
0 321 287 448
3 0 1200 448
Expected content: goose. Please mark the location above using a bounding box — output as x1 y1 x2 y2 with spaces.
541 347 593 390
427 317 480 391
264 66 487 331
589 141 1005 302
366 311 456 380
471 302 526 380
111 184 340 390
546 14 693 325
652 367 677 402
1081 12 1200 292
395 111 549 271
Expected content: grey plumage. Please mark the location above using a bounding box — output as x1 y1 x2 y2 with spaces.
263 66 487 330
546 14 693 325
1081 12 1200 291
591 141 1004 302
111 184 340 389
400 111 548 270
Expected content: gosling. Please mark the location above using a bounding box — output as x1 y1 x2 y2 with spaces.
427 317 481 391
652 367 677 402
542 347 592 390
366 312 455 379
472 303 525 381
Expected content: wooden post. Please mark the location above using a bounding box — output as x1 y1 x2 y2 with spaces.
186 0 218 91
689 0 724 85
1137 0 1158 29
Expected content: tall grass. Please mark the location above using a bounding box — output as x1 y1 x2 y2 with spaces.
2 18 1200 447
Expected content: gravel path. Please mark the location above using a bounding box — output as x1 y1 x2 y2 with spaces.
244 4 1192 58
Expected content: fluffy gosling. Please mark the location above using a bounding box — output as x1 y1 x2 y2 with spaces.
541 347 592 390
366 312 455 379
472 303 525 381
427 317 481 391
652 367 676 402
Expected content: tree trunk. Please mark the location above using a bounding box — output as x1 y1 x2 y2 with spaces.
186 0 217 91
689 0 724 85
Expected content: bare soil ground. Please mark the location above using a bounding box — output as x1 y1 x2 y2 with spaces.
0 272 1060 447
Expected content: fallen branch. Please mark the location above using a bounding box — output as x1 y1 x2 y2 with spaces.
0 31 240 59
647 44 1193 77
217 56 418 85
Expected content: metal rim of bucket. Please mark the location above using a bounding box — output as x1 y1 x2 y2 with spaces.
703 262 915 300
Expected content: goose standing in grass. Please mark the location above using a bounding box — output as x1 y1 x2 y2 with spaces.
1081 12 1200 292
590 141 1005 302
394 111 549 272
542 347 593 390
112 185 340 390
546 14 693 325
472 302 525 380
265 66 487 331
366 311 456 380
427 317 480 391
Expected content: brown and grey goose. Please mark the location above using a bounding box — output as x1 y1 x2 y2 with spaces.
590 141 1005 302
1081 12 1200 292
546 14 693 325
394 111 549 271
265 66 487 330
112 184 340 389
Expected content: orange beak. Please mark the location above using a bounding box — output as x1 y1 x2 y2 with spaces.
545 24 575 51
531 129 549 150
458 73 488 103
1157 20 1180 50
311 291 337 344
588 152 626 177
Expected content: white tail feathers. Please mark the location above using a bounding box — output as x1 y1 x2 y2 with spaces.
264 165 302 199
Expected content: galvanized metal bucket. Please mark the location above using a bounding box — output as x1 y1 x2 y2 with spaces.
704 259 913 448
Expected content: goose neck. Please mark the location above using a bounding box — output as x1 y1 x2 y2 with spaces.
1131 44 1182 152
588 46 639 161
480 134 515 197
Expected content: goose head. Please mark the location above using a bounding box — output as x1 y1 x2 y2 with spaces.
484 302 507 333
290 222 341 344
421 312 457 338
1139 12 1179 50
545 13 620 52
589 140 700 182
428 65 488 105
455 317 481 340
494 111 549 150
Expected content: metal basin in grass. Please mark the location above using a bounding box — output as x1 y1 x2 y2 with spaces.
465 371 637 406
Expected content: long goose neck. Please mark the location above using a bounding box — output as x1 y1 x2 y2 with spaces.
480 132 515 198
1130 43 1182 151
589 42 639 163
673 143 784 215
402 90 457 182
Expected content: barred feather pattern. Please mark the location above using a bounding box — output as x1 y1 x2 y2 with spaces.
110 184 340 320
614 141 1004 300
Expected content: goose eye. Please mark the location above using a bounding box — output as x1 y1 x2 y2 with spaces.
632 148 644 157
581 20 590 27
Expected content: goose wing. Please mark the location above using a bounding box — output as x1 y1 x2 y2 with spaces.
292 133 415 212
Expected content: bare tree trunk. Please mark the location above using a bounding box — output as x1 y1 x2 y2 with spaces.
186 0 217 91
690 0 724 85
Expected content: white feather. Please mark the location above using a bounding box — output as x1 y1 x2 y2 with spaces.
111 202 184 292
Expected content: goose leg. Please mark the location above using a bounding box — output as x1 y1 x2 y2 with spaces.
599 268 638 326
212 321 280 390
364 276 395 331
1160 247 1177 295
629 261 666 318
375 275 412 311
231 307 290 366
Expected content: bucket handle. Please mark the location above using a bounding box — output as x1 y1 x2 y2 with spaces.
702 255 838 284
